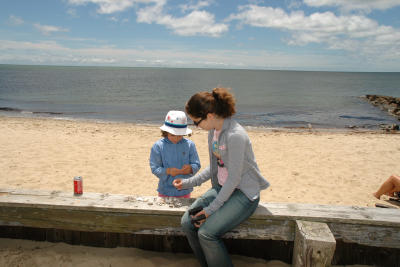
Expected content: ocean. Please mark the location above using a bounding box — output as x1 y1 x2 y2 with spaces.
0 64 399 129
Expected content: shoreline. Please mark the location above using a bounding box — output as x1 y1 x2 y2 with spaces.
1 113 397 134
1 115 400 209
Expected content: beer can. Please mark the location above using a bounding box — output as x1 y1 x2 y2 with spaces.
74 176 83 195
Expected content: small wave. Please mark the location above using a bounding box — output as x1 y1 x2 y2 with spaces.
0 107 65 116
32 111 64 115
0 107 22 112
339 115 385 121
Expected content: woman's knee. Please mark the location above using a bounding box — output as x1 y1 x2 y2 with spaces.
198 227 218 242
391 175 400 187
181 212 193 231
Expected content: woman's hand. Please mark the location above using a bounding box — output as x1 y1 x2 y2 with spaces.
173 179 183 190
192 210 209 228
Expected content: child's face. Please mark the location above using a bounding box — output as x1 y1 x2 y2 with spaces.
167 133 183 144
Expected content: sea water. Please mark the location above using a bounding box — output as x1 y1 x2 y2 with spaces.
0 65 399 129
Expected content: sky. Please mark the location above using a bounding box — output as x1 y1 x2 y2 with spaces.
1 0 400 72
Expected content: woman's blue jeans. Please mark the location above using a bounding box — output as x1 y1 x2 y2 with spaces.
181 187 260 267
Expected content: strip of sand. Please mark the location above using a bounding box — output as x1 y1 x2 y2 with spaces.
0 238 283 267
1 116 399 207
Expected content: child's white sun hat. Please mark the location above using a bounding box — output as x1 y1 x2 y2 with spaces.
160 110 192 136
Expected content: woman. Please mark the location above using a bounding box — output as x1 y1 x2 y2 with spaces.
173 88 270 267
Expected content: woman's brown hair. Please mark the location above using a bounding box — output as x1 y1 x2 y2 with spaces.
185 88 236 119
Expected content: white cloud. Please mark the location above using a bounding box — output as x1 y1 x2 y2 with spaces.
229 5 400 59
0 40 116 65
138 6 228 37
1 39 399 71
67 8 78 17
287 0 302 10
67 0 156 14
135 1 164 23
8 15 24 26
179 0 213 12
68 0 227 37
0 40 66 51
34 23 69 35
304 0 400 12
136 0 227 37
108 16 119 22
230 5 380 33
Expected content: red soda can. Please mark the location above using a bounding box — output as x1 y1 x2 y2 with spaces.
74 176 83 195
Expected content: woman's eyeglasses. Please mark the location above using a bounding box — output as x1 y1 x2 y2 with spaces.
193 117 205 126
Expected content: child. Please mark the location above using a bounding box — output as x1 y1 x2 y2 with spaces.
150 110 201 198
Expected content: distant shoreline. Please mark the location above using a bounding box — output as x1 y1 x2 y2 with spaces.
1 113 397 134
2 63 400 73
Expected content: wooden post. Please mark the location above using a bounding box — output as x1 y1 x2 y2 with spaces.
293 220 336 267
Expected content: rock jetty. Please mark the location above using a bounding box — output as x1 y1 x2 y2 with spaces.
364 95 400 131
364 95 400 120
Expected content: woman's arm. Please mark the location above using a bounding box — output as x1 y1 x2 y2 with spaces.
181 165 211 188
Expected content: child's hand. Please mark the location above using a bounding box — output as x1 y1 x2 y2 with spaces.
181 164 193 175
173 179 182 190
167 168 181 177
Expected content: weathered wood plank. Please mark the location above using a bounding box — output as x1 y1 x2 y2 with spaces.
1 188 399 226
0 206 293 240
1 188 400 249
328 222 400 249
293 220 336 267
254 203 400 227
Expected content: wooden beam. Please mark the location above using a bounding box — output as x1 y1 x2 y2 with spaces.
1 188 400 249
293 220 336 267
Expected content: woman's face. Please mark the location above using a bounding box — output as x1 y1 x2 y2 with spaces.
189 114 213 131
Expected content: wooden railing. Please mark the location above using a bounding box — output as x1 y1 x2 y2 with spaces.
1 188 399 266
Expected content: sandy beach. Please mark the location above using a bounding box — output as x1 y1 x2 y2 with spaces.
0 238 282 267
1 115 400 266
1 116 400 207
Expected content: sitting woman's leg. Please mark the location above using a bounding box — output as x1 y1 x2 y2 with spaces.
197 190 260 267
374 174 400 199
181 188 219 267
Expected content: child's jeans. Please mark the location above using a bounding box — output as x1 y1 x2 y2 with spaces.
181 187 259 267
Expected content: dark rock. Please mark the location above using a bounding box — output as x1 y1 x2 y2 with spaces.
346 125 357 129
379 123 399 132
363 95 400 122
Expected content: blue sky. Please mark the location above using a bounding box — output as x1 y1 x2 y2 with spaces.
1 0 400 71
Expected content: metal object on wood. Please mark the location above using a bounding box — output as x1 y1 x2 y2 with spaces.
293 220 336 267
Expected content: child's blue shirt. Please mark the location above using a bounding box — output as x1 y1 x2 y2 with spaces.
150 137 201 197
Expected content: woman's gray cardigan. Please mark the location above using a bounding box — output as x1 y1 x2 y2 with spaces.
181 118 270 215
